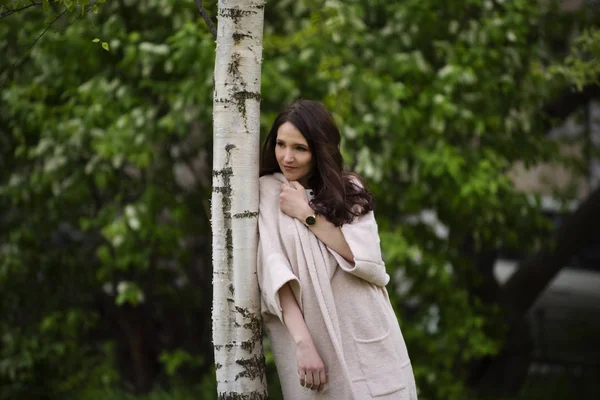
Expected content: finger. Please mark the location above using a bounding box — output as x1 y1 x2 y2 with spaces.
317 369 327 391
312 371 321 391
305 371 314 390
290 181 302 190
298 370 306 387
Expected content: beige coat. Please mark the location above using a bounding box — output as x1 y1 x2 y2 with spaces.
257 173 418 400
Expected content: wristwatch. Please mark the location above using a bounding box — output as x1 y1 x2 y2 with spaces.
304 213 317 227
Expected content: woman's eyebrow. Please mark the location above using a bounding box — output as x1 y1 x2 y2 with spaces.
277 139 308 147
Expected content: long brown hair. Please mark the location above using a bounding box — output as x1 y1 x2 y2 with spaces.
260 100 373 226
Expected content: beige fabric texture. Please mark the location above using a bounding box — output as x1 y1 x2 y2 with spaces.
257 173 418 400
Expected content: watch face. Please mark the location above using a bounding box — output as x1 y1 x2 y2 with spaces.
305 215 316 226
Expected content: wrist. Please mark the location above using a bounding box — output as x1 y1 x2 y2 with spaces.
296 205 315 222
295 335 314 348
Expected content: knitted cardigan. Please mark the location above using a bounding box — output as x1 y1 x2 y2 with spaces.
257 173 418 400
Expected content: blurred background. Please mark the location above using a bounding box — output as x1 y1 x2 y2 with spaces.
1 0 599 399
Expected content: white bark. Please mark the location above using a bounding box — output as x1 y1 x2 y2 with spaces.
211 0 267 398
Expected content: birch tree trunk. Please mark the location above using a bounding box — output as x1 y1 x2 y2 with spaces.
210 0 268 398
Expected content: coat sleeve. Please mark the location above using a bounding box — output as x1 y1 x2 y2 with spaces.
256 177 302 324
328 210 390 287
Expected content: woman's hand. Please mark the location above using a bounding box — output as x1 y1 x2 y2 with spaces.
278 284 327 391
296 339 327 391
279 181 313 221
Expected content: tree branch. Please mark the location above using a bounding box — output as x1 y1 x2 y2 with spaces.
0 2 43 20
1 1 96 89
498 185 600 321
61 2 93 33
1 8 67 88
194 0 217 40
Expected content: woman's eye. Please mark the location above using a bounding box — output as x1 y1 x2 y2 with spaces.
297 147 307 151
276 142 285 147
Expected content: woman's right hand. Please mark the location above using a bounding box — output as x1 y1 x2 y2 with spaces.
296 339 327 391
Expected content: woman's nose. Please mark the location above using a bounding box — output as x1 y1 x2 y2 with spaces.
283 149 294 162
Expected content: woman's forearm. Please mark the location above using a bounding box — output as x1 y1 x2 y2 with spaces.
308 215 354 263
279 283 313 346
296 206 354 263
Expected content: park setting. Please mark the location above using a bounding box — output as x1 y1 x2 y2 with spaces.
1 0 600 399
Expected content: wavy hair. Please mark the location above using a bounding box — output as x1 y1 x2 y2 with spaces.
260 100 373 226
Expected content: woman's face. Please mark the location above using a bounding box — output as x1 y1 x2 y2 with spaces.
275 122 313 187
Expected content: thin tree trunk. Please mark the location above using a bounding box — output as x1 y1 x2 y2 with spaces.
210 0 267 398
498 186 600 322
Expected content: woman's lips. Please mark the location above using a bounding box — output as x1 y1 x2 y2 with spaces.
283 166 297 172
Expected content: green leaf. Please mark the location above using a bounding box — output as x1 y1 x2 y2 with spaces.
115 281 145 307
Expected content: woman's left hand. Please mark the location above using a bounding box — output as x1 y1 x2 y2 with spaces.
280 181 312 221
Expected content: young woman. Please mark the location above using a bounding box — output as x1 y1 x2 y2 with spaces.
257 100 417 399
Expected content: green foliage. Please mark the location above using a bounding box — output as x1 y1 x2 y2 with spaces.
552 28 600 90
1 0 213 397
0 0 597 399
79 379 217 400
159 349 204 377
92 37 110 51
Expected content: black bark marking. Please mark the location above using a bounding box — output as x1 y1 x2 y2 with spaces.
235 306 250 318
241 340 254 352
218 8 257 24
228 52 241 77
215 91 262 129
213 186 230 195
233 32 252 44
214 144 237 313
218 390 267 400
234 91 261 103
235 306 263 355
215 307 266 391
213 166 234 177
235 355 267 381
233 211 258 219
226 228 233 266
233 91 261 125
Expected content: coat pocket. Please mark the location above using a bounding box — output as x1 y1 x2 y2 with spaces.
354 330 408 397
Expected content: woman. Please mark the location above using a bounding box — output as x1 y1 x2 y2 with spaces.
257 100 417 399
